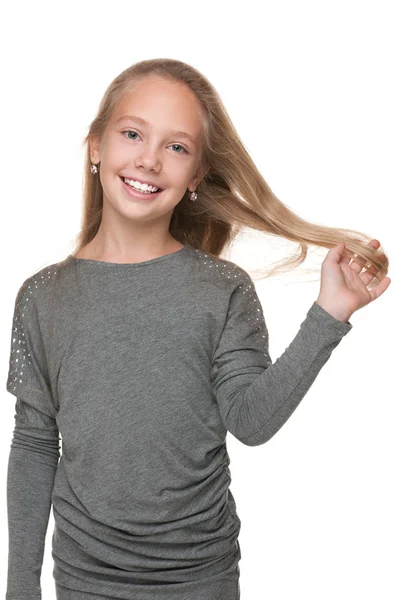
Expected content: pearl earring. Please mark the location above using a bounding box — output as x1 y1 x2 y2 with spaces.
189 190 197 201
91 164 98 174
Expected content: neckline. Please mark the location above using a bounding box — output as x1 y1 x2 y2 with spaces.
67 244 192 267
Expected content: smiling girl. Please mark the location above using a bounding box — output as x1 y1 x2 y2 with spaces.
5 58 390 600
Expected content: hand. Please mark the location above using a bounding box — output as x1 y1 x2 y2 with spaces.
316 239 391 322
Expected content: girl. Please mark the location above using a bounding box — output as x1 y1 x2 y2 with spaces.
5 58 390 600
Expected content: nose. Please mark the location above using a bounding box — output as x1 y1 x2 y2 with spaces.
134 143 162 172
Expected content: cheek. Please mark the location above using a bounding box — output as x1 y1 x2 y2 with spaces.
110 142 129 164
102 136 128 162
167 159 196 183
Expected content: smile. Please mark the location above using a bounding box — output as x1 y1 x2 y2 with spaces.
120 176 164 200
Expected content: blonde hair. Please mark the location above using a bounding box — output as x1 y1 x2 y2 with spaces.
72 57 388 286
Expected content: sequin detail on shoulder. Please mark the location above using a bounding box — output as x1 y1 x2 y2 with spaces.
7 267 58 395
194 249 270 356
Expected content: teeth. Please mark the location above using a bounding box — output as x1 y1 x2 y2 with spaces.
123 177 158 192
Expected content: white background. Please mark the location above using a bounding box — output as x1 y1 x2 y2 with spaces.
1 1 398 598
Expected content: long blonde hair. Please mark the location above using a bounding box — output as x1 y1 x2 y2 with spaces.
72 57 388 285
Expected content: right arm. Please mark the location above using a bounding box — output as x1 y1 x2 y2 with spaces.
6 398 60 600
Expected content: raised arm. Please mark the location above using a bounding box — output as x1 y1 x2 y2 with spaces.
211 272 352 446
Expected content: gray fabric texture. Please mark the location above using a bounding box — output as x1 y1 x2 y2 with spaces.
5 244 352 599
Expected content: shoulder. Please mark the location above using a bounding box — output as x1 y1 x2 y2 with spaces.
189 246 252 290
13 257 70 316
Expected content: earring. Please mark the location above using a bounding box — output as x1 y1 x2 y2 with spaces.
189 190 197 201
90 163 98 174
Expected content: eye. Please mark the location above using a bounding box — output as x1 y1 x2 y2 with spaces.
122 130 188 154
170 144 188 154
123 130 140 141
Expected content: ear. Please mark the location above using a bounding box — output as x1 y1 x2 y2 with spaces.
89 134 101 165
188 164 210 192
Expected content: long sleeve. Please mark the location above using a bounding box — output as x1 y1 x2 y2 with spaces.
211 271 353 447
6 398 60 600
5 279 60 598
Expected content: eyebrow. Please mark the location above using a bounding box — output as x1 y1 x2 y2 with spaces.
116 115 196 145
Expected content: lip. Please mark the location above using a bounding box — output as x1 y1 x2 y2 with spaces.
119 174 163 190
120 176 163 200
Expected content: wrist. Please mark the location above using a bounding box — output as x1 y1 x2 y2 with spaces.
315 298 352 323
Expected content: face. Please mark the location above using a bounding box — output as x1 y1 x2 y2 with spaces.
89 76 207 224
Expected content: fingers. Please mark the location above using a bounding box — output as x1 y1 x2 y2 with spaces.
340 253 352 265
336 239 390 301
360 269 377 286
347 239 380 274
368 276 391 300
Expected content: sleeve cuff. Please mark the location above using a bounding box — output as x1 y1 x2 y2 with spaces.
307 301 353 335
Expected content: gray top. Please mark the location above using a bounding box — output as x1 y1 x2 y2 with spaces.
5 244 352 599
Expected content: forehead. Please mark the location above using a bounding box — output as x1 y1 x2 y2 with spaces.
112 76 204 140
